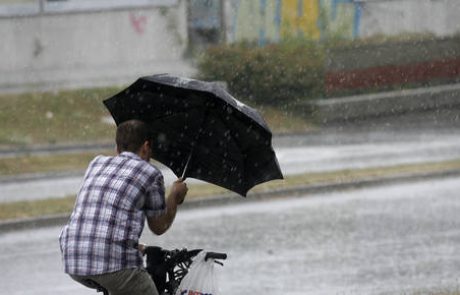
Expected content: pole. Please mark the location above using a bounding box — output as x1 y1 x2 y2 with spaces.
38 0 45 14
220 0 227 43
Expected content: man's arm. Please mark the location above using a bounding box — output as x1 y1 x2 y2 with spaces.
147 179 187 235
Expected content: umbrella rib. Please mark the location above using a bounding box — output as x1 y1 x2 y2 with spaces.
147 105 203 121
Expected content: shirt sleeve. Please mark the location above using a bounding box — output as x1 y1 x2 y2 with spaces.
143 172 166 218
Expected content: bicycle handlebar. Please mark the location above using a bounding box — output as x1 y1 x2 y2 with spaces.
144 246 227 261
205 252 227 261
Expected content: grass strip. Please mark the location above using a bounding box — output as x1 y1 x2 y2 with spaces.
0 88 118 146
0 88 313 148
0 151 115 176
1 159 460 221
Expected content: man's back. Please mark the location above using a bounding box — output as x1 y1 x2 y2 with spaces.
59 152 165 276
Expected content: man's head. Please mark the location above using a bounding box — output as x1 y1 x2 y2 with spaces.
116 120 152 160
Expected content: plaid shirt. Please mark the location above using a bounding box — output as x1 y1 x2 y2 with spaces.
59 152 166 276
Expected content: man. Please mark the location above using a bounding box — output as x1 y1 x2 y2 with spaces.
59 119 188 295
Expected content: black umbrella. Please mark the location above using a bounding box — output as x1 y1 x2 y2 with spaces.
103 74 283 196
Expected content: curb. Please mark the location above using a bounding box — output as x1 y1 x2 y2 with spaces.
2 168 460 233
302 83 460 123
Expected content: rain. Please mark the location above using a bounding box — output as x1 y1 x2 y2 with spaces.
1 0 460 294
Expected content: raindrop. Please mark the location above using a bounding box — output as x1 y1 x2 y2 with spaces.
157 133 167 142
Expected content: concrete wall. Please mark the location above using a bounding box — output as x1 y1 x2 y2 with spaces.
326 37 460 71
324 36 460 94
359 0 460 38
0 1 194 93
304 83 460 123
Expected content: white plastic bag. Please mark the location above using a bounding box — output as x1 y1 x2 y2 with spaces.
175 251 220 295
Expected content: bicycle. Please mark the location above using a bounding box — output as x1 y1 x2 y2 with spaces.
84 246 227 295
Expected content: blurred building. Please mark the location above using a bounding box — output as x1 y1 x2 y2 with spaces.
2 0 460 93
211 0 460 44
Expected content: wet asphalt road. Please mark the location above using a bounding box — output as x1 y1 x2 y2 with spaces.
2 123 460 203
1 176 460 295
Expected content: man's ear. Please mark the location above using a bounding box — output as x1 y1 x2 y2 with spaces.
143 140 151 150
139 140 148 154
139 140 152 161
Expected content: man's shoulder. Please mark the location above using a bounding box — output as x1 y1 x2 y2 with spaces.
139 161 163 180
88 154 113 166
88 153 162 179
119 153 162 177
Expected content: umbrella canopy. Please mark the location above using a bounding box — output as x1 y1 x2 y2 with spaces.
103 74 283 196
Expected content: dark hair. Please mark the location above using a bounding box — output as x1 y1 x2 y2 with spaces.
116 120 150 153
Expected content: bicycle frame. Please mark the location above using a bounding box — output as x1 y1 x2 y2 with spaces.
145 246 203 295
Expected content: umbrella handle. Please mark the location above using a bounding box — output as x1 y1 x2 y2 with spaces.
180 109 208 180
181 151 193 180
